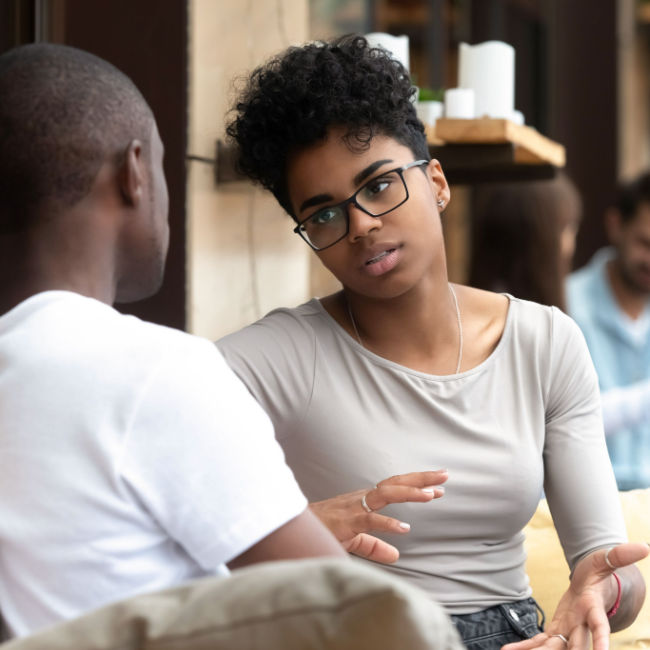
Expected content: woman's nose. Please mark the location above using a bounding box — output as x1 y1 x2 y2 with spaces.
347 203 382 242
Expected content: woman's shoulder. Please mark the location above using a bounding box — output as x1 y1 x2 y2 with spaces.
216 298 328 361
458 285 581 364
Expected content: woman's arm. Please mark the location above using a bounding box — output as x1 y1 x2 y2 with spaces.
519 310 647 648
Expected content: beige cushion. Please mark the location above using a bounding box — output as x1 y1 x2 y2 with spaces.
524 489 650 649
1 558 463 650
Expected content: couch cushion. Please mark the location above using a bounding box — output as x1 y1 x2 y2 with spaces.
524 489 650 649
0 558 463 650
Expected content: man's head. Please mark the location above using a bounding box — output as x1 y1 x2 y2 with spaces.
0 43 169 303
607 172 650 294
226 34 429 218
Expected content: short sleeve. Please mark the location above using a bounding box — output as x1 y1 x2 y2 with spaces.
119 337 307 570
543 309 627 569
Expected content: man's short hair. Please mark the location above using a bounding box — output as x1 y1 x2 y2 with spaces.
616 171 650 223
0 43 153 233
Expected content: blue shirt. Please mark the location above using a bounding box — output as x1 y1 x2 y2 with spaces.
567 247 650 489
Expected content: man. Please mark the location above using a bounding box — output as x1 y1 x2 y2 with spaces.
0 43 343 638
568 172 650 490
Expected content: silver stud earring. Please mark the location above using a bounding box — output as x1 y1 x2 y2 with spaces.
437 199 445 209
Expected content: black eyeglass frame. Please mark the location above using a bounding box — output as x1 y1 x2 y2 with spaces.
292 159 430 251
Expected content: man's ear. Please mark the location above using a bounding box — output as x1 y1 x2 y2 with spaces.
119 140 145 207
605 207 623 245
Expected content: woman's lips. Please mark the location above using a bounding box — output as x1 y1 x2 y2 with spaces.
362 247 401 276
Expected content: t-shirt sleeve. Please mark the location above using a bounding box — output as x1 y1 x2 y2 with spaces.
216 309 317 440
118 337 307 570
543 308 627 570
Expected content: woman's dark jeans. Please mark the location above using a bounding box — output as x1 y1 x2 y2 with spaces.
451 598 545 650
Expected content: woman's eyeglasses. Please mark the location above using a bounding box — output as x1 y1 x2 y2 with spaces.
293 160 429 251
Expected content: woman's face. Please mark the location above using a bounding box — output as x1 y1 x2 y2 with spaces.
286 127 450 299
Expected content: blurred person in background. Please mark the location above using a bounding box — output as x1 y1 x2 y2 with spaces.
469 172 582 313
568 172 650 490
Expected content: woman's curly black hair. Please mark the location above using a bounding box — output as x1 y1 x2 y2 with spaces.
226 34 429 218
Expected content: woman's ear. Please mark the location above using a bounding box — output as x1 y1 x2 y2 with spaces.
426 158 450 211
118 140 145 207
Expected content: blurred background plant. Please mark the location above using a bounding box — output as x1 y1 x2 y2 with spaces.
418 87 445 102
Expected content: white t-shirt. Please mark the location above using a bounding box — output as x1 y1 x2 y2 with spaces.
218 296 626 614
0 291 307 637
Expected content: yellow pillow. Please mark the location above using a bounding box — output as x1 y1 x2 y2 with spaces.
524 489 650 649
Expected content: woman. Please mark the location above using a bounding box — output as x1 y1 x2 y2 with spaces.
469 173 582 312
220 35 647 649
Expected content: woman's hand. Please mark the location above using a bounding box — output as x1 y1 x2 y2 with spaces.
309 469 448 564
503 542 649 650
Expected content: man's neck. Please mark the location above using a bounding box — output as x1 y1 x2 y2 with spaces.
606 259 649 320
0 237 116 317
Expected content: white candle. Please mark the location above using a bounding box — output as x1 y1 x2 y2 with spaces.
458 41 515 119
365 32 410 72
416 100 444 126
444 88 475 119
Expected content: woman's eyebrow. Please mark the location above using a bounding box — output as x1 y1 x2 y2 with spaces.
353 159 393 186
299 193 333 213
298 159 395 214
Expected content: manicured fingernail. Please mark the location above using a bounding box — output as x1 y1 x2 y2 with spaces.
399 522 411 530
422 487 435 494
435 486 445 494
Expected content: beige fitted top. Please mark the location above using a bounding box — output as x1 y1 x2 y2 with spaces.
217 295 626 614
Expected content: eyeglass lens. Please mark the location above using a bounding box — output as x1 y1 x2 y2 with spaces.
301 170 407 249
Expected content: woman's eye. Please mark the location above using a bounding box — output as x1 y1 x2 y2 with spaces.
363 178 391 198
312 208 339 225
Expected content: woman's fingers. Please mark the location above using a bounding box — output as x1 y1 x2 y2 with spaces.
501 632 549 650
366 469 448 511
600 542 649 572
377 469 448 489
502 629 588 650
568 624 589 650
361 511 413 534
586 603 610 650
342 533 400 563
309 471 450 551
363 483 444 511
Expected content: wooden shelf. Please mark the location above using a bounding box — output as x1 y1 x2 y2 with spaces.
426 118 565 184
433 118 565 166
213 118 565 186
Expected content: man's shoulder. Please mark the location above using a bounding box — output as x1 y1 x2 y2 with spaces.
5 290 218 377
568 248 612 295
567 249 614 323
567 265 597 302
65 292 214 360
